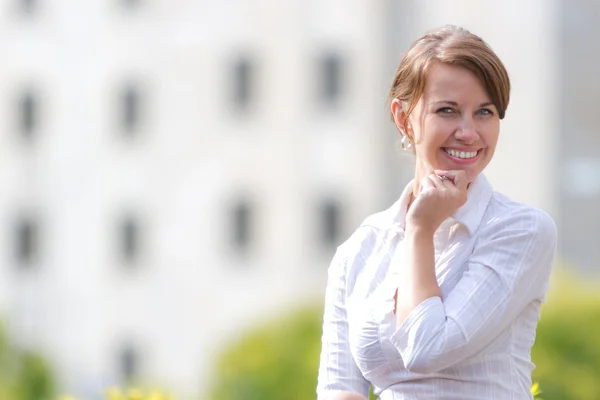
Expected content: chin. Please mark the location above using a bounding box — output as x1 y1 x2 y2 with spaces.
466 171 478 183
465 168 486 184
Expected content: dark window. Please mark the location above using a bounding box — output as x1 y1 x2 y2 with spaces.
232 57 254 111
320 199 342 247
15 216 37 266
319 53 344 105
120 84 142 135
232 201 252 252
18 90 37 139
119 215 140 264
118 343 139 382
120 0 140 9
18 0 36 15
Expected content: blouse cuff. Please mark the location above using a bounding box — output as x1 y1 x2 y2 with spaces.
389 296 445 361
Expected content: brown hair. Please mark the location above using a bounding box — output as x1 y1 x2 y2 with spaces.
389 25 511 134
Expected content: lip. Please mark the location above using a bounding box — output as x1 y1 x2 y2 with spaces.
441 147 482 165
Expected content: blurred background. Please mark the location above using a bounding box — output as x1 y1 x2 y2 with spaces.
0 0 599 399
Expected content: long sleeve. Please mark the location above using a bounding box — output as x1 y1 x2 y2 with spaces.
317 246 371 400
389 207 557 374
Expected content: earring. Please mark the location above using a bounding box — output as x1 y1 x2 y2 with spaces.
401 134 414 151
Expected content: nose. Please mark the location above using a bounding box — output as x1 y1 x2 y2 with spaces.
455 118 479 144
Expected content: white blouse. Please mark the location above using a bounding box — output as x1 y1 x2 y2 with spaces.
317 174 557 400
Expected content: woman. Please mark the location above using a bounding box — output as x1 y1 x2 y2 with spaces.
317 25 556 400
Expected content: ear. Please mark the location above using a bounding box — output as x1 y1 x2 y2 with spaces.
391 98 407 134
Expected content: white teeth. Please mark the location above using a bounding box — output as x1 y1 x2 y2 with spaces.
444 148 478 159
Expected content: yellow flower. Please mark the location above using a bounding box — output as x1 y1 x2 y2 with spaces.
126 388 145 400
105 387 125 400
530 382 542 399
63 387 174 400
147 392 172 400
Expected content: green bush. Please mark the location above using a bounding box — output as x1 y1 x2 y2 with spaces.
207 305 324 400
0 321 55 400
531 270 600 400
209 269 600 400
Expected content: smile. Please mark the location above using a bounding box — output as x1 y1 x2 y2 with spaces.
443 148 479 159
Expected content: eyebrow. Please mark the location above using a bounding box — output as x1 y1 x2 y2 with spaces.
431 100 495 108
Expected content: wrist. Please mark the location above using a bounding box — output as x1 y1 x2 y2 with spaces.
404 223 436 237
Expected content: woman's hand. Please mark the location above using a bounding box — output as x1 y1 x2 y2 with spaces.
405 170 468 235
330 391 370 400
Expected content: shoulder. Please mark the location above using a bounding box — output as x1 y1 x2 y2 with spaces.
331 207 398 278
479 191 557 246
471 192 557 296
338 202 401 254
336 215 389 261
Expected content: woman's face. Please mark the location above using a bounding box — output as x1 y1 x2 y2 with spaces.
395 63 500 183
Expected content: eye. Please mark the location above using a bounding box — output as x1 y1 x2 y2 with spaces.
477 108 494 116
436 107 455 115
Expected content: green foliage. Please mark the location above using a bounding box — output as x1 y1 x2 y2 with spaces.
208 305 324 400
0 321 55 400
531 270 600 400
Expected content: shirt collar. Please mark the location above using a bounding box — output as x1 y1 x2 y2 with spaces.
452 173 493 235
370 173 493 236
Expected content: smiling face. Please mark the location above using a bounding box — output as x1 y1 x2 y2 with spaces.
393 62 500 185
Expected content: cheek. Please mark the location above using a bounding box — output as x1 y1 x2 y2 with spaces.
482 128 499 160
484 122 500 145
412 117 439 143
419 121 451 149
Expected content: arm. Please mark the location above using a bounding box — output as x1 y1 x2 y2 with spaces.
317 247 371 400
391 208 557 374
395 227 441 324
396 171 467 325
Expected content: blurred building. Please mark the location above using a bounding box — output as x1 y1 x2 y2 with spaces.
0 0 596 399
0 1 401 398
557 0 600 273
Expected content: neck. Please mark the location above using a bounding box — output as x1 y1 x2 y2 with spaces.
411 162 430 203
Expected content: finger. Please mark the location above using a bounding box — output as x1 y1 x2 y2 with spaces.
432 170 454 188
439 174 455 188
434 170 468 191
428 173 445 189
434 169 453 181
332 392 370 400
420 175 435 192
452 170 468 191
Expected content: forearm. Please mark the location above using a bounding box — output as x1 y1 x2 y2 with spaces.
396 227 442 325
